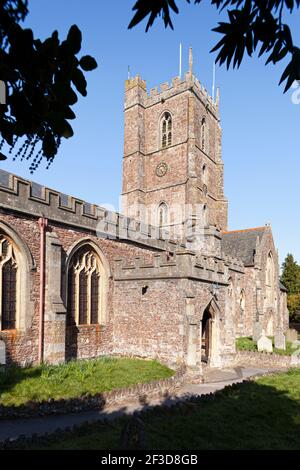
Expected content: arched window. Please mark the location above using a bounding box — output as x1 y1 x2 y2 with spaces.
157 202 169 228
201 117 209 155
161 112 172 149
67 246 104 326
240 289 246 313
0 235 18 330
227 278 236 319
266 252 275 305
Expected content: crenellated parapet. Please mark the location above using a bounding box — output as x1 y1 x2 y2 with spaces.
125 72 219 119
0 169 246 274
0 169 185 253
114 250 243 283
223 254 245 273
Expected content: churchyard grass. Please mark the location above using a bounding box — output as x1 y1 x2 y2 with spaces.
15 368 300 450
236 336 257 351
0 357 174 406
236 336 295 355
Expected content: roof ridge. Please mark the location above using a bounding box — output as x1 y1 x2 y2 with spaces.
222 226 268 235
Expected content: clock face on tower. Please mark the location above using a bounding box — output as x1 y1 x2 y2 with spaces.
156 162 168 177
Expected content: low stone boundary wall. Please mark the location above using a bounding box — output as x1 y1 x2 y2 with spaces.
233 351 300 368
0 366 186 421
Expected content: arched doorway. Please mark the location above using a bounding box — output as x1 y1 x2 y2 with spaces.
186 298 221 370
201 307 212 363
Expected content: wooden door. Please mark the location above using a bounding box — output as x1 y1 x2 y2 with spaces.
201 315 211 363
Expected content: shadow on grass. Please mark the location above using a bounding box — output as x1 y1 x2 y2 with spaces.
0 363 42 395
4 370 300 450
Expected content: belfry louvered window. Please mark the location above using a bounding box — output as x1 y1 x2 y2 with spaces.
157 202 169 228
161 112 172 148
0 235 18 330
201 117 210 155
67 246 102 325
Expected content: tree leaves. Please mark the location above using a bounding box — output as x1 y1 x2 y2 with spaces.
128 0 300 92
281 253 300 295
79 55 97 71
279 48 300 92
42 131 57 157
67 25 82 54
129 0 180 31
0 2 98 169
72 68 87 96
211 6 257 70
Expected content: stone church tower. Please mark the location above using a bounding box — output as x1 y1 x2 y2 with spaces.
122 50 228 250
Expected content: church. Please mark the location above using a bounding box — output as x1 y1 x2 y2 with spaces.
0 54 289 373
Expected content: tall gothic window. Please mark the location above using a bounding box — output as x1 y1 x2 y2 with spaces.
161 112 172 149
201 117 209 155
266 252 275 305
0 235 18 330
228 278 235 318
67 246 103 326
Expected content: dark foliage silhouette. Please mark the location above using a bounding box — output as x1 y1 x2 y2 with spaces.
129 1 300 93
0 1 97 170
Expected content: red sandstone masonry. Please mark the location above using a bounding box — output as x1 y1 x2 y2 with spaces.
0 211 161 364
0 212 40 365
122 72 228 232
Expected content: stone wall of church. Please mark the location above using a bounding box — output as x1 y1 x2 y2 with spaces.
113 277 234 369
0 211 40 365
256 228 286 335
113 278 186 365
0 209 161 365
243 267 258 336
184 280 229 367
52 224 156 362
0 198 288 368
227 227 289 342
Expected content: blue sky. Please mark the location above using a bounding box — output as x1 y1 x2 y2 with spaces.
1 0 299 265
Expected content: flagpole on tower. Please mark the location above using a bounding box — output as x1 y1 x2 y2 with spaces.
179 43 182 78
212 61 216 101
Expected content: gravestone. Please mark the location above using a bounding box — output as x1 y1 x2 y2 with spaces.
252 321 262 342
286 329 298 343
257 335 273 353
274 331 286 350
0 340 6 365
292 339 300 348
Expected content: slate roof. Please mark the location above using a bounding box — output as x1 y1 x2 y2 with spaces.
221 227 267 266
279 281 288 292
